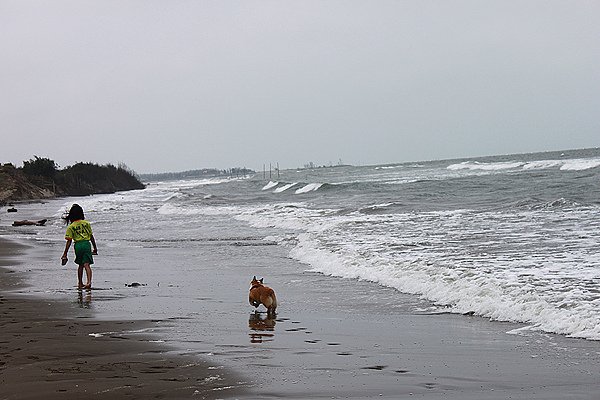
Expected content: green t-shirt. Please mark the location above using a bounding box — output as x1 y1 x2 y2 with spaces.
65 220 93 242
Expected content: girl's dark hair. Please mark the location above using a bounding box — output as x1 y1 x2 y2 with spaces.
63 204 85 224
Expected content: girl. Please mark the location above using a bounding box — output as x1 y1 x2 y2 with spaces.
61 204 98 289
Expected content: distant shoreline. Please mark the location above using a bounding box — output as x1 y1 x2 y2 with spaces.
139 166 254 182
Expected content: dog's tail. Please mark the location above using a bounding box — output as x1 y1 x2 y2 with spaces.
271 292 277 310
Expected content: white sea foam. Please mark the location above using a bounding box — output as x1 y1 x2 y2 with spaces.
383 179 420 185
295 183 323 194
506 325 536 336
273 182 298 193
262 181 279 190
448 157 600 173
363 203 394 210
522 160 564 170
523 157 600 171
157 202 240 216
155 177 235 189
560 158 600 171
447 161 524 171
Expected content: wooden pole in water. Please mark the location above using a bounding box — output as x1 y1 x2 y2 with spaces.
277 162 280 179
269 163 272 179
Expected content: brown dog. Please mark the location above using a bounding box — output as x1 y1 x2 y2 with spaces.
249 276 278 315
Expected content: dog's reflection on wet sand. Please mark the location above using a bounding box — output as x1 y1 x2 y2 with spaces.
248 311 276 343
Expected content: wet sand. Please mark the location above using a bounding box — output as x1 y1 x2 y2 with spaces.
0 237 246 400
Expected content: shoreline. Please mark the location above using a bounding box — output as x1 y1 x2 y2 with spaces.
0 237 247 399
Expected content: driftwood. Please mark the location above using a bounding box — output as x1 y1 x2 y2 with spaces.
12 219 47 227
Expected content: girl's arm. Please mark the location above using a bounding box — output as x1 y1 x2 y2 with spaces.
62 238 72 259
90 234 98 255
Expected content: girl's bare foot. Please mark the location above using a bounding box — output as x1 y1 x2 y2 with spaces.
83 284 92 289
78 283 84 289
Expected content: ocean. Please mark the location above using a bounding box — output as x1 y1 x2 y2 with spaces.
151 147 600 341
4 147 600 348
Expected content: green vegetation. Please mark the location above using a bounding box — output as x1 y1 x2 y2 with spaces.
58 162 144 196
0 157 145 204
22 156 58 179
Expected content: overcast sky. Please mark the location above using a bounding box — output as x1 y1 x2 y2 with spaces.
1 1 599 173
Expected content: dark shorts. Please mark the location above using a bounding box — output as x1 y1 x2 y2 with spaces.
74 240 94 265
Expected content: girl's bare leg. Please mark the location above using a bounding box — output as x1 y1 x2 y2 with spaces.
77 265 84 289
83 263 92 289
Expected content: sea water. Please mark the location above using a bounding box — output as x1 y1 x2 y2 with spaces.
4 147 600 343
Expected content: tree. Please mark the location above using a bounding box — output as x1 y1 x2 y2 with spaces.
22 156 58 178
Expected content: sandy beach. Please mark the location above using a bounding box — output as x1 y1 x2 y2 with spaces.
1 199 600 399
0 237 246 400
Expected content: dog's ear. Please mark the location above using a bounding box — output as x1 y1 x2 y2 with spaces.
260 278 264 283
252 276 256 281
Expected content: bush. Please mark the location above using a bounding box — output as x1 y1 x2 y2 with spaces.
59 162 145 195
22 156 58 178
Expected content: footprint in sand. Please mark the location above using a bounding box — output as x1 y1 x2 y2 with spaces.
419 382 437 389
285 327 308 332
362 365 387 370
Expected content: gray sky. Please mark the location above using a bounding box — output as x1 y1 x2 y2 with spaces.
2 1 599 173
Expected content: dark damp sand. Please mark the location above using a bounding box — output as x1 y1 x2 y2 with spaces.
0 238 246 400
